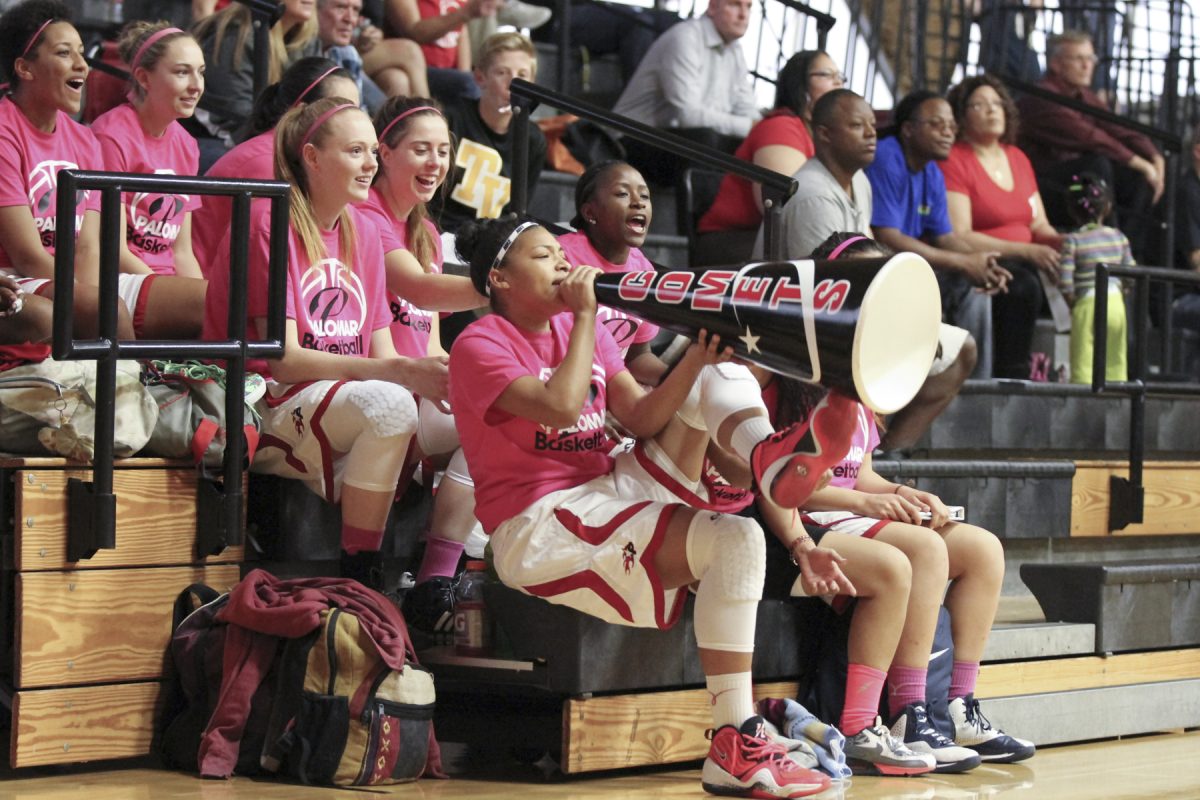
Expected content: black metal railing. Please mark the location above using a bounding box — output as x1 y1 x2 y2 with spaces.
53 171 290 562
1089 263 1200 530
506 78 797 260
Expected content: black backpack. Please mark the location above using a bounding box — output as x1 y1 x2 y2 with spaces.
801 601 956 738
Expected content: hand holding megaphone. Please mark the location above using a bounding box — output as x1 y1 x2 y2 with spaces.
592 254 942 415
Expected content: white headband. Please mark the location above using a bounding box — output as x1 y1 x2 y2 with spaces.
486 220 539 296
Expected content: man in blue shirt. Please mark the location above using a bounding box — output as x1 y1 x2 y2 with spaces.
867 91 1040 380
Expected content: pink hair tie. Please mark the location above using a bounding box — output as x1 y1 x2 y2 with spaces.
379 105 441 143
20 19 55 60
292 65 340 108
300 102 358 149
131 27 184 70
827 234 870 261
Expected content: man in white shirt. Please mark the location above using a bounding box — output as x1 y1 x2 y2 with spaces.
613 0 760 185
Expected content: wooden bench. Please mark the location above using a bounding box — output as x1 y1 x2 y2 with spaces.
0 457 243 768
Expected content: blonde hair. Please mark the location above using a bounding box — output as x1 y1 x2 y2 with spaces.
373 96 449 274
117 20 193 101
475 31 537 77
192 5 317 85
273 97 361 269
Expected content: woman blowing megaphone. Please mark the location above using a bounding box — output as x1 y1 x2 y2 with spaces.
447 213 860 799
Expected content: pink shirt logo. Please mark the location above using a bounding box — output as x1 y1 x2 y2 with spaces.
297 257 368 351
28 159 88 242
128 169 189 256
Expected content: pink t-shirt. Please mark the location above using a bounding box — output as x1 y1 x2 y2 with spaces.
192 130 275 277
202 203 391 377
829 403 879 489
938 141 1039 244
557 230 661 358
449 312 628 533
358 187 444 358
0 97 102 274
92 103 201 275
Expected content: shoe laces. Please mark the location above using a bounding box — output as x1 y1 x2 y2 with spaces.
911 707 957 747
867 720 915 755
739 729 793 765
965 698 994 733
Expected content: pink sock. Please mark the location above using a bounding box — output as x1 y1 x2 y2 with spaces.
416 535 466 584
840 663 887 736
887 664 928 718
950 660 980 700
342 524 383 555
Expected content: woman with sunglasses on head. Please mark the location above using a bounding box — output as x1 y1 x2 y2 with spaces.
91 21 211 339
696 50 846 265
357 96 488 632
202 97 448 584
0 0 134 339
192 57 358 276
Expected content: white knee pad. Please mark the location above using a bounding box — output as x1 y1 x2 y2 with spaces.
416 397 460 456
698 363 768 435
340 380 418 439
687 512 765 653
444 447 474 487
675 375 706 430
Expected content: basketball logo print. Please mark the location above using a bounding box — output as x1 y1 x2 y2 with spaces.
28 160 81 216
298 258 368 343
128 170 188 255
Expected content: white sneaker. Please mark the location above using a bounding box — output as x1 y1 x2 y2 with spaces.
948 694 1036 763
843 717 935 776
497 0 553 29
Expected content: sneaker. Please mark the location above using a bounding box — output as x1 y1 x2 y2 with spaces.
949 694 1036 763
496 0 553 29
843 717 936 777
701 716 831 798
889 702 981 773
750 391 858 508
402 575 457 634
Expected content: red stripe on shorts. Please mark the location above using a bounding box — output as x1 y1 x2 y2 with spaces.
309 380 346 503
523 571 634 623
131 273 158 338
553 500 653 546
257 433 308 474
639 503 687 630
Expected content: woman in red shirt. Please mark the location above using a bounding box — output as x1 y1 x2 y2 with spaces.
695 50 844 264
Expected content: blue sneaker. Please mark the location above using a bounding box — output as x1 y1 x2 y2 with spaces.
888 702 981 773
949 694 1036 763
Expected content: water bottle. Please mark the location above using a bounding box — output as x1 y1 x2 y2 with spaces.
453 561 490 656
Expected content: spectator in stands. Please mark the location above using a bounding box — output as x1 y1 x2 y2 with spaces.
0 273 52 343
612 0 760 187
941 74 1059 381
193 57 358 275
696 50 844 266
1174 126 1200 373
193 0 321 148
755 89 875 259
1017 30 1164 262
772 377 1033 771
358 98 488 631
380 0 499 104
449 214 852 798
1059 172 1131 384
431 32 546 233
202 98 449 586
867 90 1030 379
0 0 134 339
317 0 430 108
558 160 670 386
91 22 210 339
525 0 675 84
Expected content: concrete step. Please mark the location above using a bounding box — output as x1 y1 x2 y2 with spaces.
982 679 1200 746
533 43 625 111
983 621 1097 662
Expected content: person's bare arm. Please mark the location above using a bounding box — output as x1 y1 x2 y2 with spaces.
385 0 500 46
945 190 1059 280
751 145 808 211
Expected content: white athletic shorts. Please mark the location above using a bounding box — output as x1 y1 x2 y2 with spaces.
929 323 969 376
0 270 155 335
490 438 725 630
801 510 889 539
252 379 412 503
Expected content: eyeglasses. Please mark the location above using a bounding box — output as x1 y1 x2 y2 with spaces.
967 99 1005 112
913 118 958 134
808 70 847 83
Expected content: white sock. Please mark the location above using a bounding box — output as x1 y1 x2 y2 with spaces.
706 671 755 729
729 416 776 463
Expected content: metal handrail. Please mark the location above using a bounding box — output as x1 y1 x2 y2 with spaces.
53 170 291 561
506 78 797 260
1089 263 1200 531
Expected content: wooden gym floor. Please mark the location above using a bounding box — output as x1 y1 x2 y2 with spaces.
0 730 1197 798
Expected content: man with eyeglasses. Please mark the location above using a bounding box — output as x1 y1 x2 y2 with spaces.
1018 30 1164 262
866 91 1036 380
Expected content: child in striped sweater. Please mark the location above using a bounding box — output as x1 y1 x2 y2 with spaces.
1060 173 1133 384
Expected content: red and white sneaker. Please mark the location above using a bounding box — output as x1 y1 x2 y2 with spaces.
750 391 859 508
701 716 832 798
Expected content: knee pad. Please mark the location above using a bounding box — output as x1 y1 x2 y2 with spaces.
698 362 767 436
686 511 765 603
341 380 418 439
444 447 474 487
416 397 460 456
675 375 706 430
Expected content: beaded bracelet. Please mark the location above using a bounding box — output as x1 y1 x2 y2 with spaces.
788 533 813 567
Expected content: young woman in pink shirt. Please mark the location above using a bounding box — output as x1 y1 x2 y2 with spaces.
202 98 449 584
92 21 210 338
0 0 132 338
192 57 359 276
